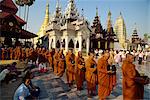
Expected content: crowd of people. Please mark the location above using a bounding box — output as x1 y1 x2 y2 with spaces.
0 46 150 99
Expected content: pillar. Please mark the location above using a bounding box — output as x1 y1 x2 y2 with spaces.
65 36 69 52
86 37 90 55
53 36 56 48
78 36 82 51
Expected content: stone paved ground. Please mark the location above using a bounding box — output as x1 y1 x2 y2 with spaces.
1 61 150 100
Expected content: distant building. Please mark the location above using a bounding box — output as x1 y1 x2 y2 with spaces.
114 12 127 49
90 8 118 51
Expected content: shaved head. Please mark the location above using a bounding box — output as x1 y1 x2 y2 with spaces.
104 52 110 60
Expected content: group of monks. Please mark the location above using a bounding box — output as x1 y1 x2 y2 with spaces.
0 47 34 60
1 46 149 100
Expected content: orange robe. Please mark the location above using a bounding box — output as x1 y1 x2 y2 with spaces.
122 60 144 100
85 57 97 92
46 52 53 69
9 48 13 60
53 52 59 74
66 53 76 85
57 53 65 77
75 56 85 90
97 57 116 99
16 47 21 60
25 48 29 58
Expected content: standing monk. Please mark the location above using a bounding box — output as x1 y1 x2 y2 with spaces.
85 52 97 97
46 50 53 70
1 48 5 60
122 53 149 100
97 52 116 100
9 47 13 60
66 49 76 87
53 50 59 75
57 50 65 77
75 51 86 91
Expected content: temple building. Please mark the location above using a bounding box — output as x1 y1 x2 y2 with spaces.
114 12 127 49
0 0 37 47
45 0 91 54
90 7 106 50
90 8 118 50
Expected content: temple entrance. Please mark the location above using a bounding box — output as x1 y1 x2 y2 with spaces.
68 39 74 48
56 40 60 48
76 41 79 48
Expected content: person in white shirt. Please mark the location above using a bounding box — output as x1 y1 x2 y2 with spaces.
39 62 47 73
114 50 121 66
138 50 144 65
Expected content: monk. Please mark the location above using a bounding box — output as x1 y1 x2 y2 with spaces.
16 46 21 60
25 48 29 59
9 47 13 60
75 51 86 90
66 49 76 87
122 53 149 100
53 50 59 75
57 50 65 77
46 50 53 70
97 52 116 100
85 52 97 97
1 48 5 60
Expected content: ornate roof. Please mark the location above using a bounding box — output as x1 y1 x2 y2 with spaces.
0 0 18 14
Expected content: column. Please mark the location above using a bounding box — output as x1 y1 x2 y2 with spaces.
86 37 90 55
65 36 69 52
78 36 82 51
48 36 51 50
53 36 56 48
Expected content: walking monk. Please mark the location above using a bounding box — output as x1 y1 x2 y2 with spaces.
97 52 116 100
66 49 76 87
75 51 86 90
122 53 150 100
57 50 65 77
85 52 97 97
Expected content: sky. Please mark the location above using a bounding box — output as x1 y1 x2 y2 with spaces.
15 0 150 38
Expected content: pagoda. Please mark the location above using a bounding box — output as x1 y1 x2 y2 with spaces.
90 7 106 50
106 10 119 49
0 0 37 47
46 0 91 54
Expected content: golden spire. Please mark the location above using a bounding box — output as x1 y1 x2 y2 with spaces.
37 1 50 38
96 7 98 16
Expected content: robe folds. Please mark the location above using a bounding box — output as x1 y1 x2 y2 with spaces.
122 60 145 100
66 53 76 84
57 53 65 77
75 56 85 90
47 52 53 69
10 48 13 60
85 58 97 91
97 57 116 99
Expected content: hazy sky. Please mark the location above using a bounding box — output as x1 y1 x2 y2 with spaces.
15 0 150 38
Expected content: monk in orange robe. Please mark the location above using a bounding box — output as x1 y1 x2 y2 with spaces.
16 46 21 60
122 53 149 100
53 50 59 75
57 50 65 77
46 50 52 69
85 52 97 97
1 48 5 60
9 47 13 60
75 51 86 90
97 52 116 100
66 49 76 87
25 48 28 58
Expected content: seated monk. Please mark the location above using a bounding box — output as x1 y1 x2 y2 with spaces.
57 50 65 77
122 53 150 100
75 51 86 91
53 50 59 75
97 52 116 100
85 52 97 97
66 49 76 87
